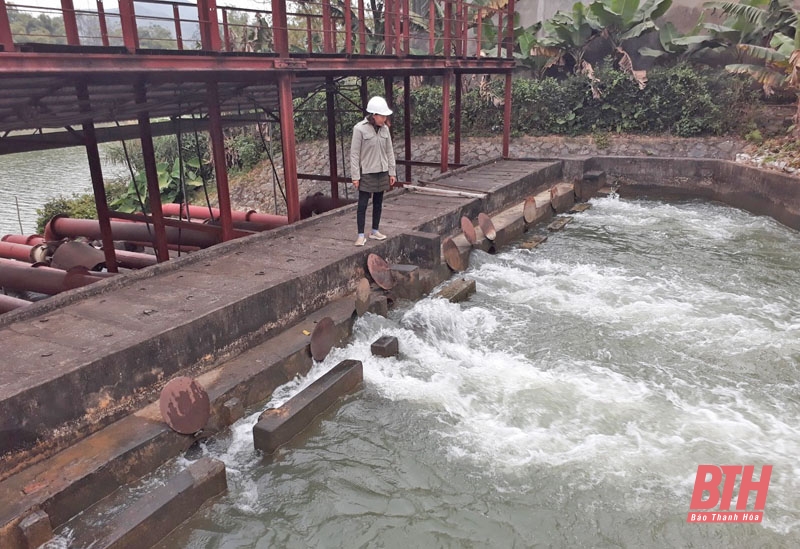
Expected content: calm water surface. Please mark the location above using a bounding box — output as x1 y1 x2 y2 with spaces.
0 147 125 236
62 197 800 548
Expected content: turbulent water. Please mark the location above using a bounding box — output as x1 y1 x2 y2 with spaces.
141 197 800 547
0 147 126 236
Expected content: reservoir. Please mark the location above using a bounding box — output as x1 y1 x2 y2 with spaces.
149 196 800 548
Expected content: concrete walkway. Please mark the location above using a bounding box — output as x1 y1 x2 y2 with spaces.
0 159 561 481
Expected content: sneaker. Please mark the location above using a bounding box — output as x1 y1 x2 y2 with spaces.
369 231 387 240
354 235 367 246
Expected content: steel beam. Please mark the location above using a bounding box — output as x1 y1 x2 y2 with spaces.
197 0 221 51
325 77 339 205
278 73 301 222
454 73 462 165
0 0 13 51
136 83 170 262
206 82 235 241
503 72 512 158
440 70 451 173
61 0 80 45
118 0 139 52
404 75 411 183
271 0 290 56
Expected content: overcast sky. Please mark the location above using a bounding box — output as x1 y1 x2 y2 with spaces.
14 0 272 12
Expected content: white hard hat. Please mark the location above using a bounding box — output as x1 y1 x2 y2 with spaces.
366 96 393 116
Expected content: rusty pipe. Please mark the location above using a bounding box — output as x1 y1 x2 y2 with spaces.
45 217 221 249
0 293 31 314
299 193 356 219
162 204 288 229
0 241 36 262
113 249 158 269
1 234 44 246
0 259 106 295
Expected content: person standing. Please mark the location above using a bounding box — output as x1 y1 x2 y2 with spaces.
350 96 397 246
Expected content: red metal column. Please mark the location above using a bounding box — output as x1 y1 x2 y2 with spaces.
97 0 110 47
322 0 333 53
440 70 451 173
272 0 289 56
222 9 231 51
325 77 340 205
197 0 221 51
173 4 183 50
385 0 394 55
79 82 119 272
136 83 170 262
444 0 452 57
454 73 462 165
358 0 366 54
503 72 512 158
206 82 234 241
344 0 352 54
402 0 410 55
506 0 516 59
0 1 13 51
360 77 368 111
61 0 80 45
118 0 139 52
278 74 301 223
403 75 411 183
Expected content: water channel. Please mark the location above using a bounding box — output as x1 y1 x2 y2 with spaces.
0 147 125 237
142 196 800 548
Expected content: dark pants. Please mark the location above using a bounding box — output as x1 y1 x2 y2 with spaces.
357 190 384 234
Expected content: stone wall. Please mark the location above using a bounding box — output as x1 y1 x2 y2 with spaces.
228 135 746 215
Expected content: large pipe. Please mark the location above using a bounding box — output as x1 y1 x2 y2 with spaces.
113 249 159 269
2 234 44 246
0 241 36 262
0 259 107 295
161 203 288 229
44 217 221 249
0 293 31 314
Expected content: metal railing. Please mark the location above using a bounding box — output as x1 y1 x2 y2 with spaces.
0 0 515 58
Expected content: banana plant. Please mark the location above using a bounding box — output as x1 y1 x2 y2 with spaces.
725 21 800 135
638 20 725 60
587 0 674 88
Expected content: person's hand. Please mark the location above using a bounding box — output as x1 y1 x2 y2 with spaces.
353 179 359 189
389 176 396 187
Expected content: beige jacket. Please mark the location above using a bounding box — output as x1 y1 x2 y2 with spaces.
350 118 396 181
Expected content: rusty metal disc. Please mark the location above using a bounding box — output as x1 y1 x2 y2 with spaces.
159 376 210 435
355 278 371 316
523 196 539 224
442 236 468 272
460 216 477 245
310 316 336 361
367 253 394 290
477 213 496 241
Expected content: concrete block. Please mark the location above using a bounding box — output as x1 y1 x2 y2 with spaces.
435 278 476 303
388 264 424 301
551 183 575 213
395 231 441 269
67 457 227 549
18 509 52 549
569 203 592 213
367 293 389 317
520 235 548 250
527 191 555 226
491 204 526 248
547 216 573 232
221 397 244 426
575 170 606 201
371 336 399 357
253 360 363 454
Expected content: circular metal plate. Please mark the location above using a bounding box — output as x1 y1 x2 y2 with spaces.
310 316 336 361
355 278 371 316
442 236 468 272
523 196 539 224
460 216 477 245
367 253 394 290
477 213 497 241
159 377 210 434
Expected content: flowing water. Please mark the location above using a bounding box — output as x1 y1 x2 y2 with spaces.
0 147 126 237
144 197 798 547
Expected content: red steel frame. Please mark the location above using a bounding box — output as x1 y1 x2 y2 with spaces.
0 0 517 262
